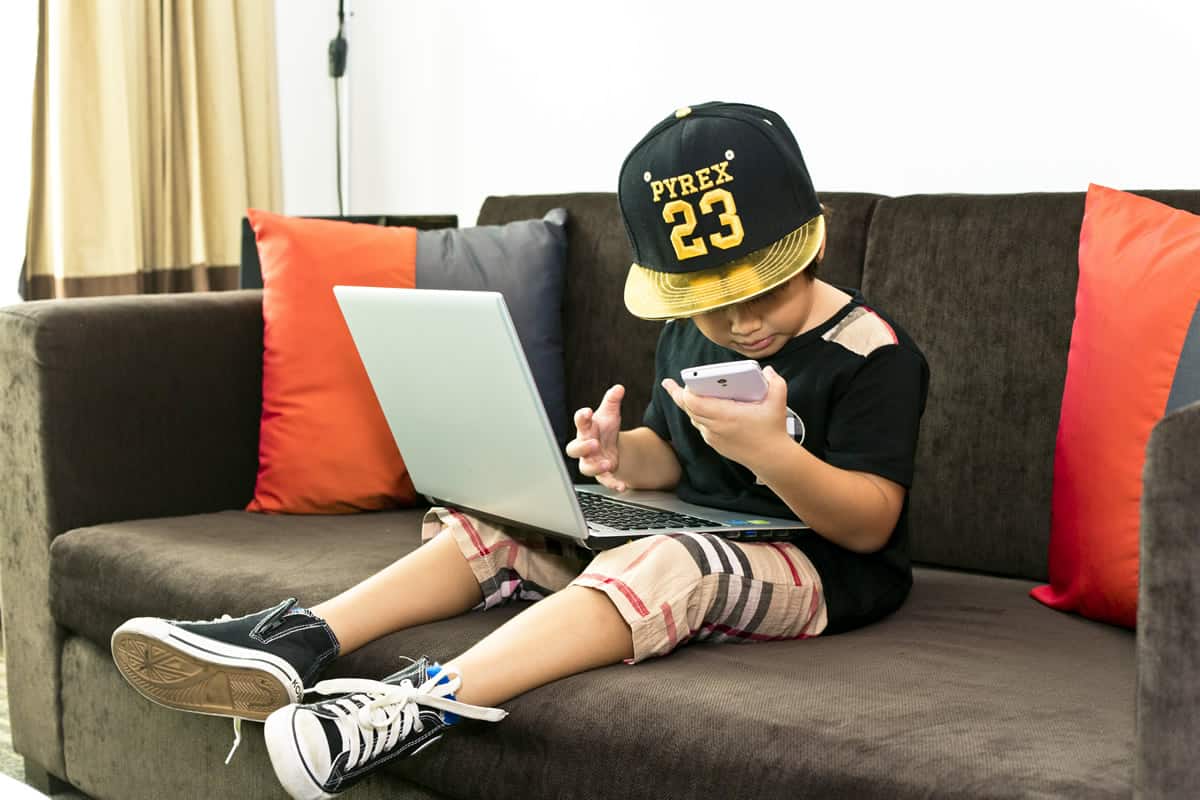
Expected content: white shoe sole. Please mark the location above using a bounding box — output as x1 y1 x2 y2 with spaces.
111 616 303 721
265 706 334 800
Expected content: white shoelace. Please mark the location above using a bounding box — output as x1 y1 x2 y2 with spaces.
226 719 243 765
167 609 303 765
304 668 507 771
168 613 240 766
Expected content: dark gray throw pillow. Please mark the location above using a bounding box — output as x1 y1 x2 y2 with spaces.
416 208 570 445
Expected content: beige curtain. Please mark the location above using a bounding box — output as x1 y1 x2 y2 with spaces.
23 0 281 299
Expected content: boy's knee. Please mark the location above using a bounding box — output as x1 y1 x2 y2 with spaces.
584 534 706 586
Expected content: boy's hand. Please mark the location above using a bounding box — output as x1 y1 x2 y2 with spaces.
565 384 628 492
661 365 790 472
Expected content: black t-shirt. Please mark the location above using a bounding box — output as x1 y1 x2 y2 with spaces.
642 286 930 634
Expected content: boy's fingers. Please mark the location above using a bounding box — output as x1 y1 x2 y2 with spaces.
586 461 616 479
764 365 787 398
597 473 627 492
601 384 625 408
579 456 606 477
661 378 683 406
662 379 717 418
566 438 598 458
586 454 614 473
684 391 724 419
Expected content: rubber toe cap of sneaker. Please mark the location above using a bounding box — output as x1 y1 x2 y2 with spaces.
265 706 335 800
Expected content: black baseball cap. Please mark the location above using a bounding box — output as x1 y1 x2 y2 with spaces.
618 101 825 320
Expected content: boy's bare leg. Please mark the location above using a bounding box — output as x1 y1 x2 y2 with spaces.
310 533 635 707
311 531 483 654
449 585 634 708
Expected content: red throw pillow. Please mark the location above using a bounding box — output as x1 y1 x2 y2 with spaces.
1031 184 1200 627
245 210 419 514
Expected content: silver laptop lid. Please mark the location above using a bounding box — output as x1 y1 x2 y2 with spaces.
333 286 588 539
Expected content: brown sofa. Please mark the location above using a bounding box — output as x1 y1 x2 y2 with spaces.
3 190 1200 799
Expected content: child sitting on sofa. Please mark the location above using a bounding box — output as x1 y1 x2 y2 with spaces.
111 101 929 800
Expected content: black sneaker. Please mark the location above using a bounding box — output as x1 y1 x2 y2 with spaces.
264 657 506 800
111 597 340 723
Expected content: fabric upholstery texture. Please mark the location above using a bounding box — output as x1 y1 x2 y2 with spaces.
61 636 446 800
9 189 1200 798
247 209 421 514
860 190 1200 581
0 291 264 777
0 306 64 778
1137 398 1200 798
415 209 570 445
50 510 1135 799
1031 185 1200 628
50 510 430 642
239 214 459 290
1167 304 1200 412
245 208 572 512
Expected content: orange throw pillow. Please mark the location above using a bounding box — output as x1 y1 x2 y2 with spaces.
245 210 419 514
1031 185 1200 627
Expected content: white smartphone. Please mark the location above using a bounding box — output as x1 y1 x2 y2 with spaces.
681 360 768 402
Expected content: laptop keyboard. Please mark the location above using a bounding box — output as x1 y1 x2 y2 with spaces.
575 490 719 531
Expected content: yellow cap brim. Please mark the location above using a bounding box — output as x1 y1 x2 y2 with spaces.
623 215 826 320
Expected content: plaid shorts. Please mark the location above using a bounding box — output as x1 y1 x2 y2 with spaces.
422 506 828 663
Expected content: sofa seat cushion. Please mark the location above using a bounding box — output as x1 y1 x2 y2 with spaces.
51 513 1133 798
51 509 434 645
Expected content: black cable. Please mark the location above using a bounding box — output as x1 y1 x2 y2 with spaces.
333 77 344 216
329 0 348 215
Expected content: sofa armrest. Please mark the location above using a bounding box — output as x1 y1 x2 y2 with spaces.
0 289 264 777
1136 398 1200 798
1 290 265 529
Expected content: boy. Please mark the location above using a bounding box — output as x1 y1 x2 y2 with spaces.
111 101 928 800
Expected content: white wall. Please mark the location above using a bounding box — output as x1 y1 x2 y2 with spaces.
277 0 1200 228
6 1 1194 304
0 2 38 306
275 0 349 217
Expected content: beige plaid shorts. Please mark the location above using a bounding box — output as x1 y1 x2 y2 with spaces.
422 506 828 663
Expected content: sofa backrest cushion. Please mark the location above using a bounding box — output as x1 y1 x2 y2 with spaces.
1031 184 1200 627
477 191 883 479
245 210 420 514
861 190 1200 581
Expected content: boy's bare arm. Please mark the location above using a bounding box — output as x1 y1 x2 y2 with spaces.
660 367 903 552
752 439 905 554
611 427 682 491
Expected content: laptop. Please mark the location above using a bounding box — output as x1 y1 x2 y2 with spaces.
332 286 809 550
